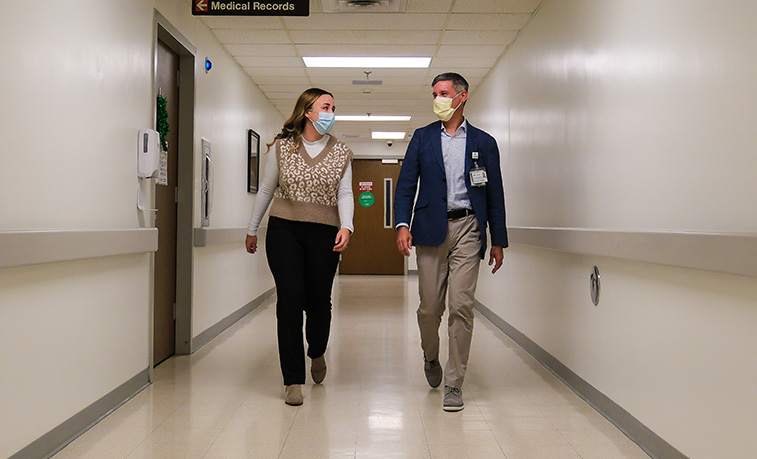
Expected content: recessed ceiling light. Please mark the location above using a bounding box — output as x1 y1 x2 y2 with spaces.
337 115 411 121
303 57 431 68
372 131 407 140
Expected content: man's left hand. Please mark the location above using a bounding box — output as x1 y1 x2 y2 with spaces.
488 245 505 274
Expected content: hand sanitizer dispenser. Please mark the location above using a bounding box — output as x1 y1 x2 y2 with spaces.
138 128 161 179
137 128 160 212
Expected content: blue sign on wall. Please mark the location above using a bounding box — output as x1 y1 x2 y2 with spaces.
193 0 309 16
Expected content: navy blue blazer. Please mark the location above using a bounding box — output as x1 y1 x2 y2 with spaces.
394 120 508 258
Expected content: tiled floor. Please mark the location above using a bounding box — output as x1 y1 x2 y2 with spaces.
54 275 649 458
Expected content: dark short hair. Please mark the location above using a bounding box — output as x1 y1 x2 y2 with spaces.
432 72 469 93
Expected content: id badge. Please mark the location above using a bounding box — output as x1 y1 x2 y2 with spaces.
469 167 488 187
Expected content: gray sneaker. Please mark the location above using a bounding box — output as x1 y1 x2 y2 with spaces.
424 359 442 388
443 386 464 411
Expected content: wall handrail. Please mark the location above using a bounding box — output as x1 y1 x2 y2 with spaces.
509 226 757 277
0 228 159 269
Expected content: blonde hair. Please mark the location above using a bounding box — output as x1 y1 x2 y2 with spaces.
266 87 334 153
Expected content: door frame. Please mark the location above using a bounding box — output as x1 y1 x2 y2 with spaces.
154 13 196 374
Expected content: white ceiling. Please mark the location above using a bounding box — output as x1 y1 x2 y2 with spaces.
197 0 543 142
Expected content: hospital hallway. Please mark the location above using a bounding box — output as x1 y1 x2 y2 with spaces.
52 275 648 459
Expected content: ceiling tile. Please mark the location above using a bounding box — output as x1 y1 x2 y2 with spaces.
225 44 298 57
237 56 303 67
446 13 532 31
436 45 506 58
212 29 291 44
441 30 519 46
245 67 308 78
453 0 542 14
259 84 316 93
430 57 498 68
284 13 447 30
329 85 421 96
308 0 324 13
448 67 491 78
296 44 437 57
251 76 311 85
200 16 285 29
405 0 454 13
289 29 442 45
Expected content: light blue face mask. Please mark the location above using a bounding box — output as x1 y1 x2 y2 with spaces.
308 110 335 135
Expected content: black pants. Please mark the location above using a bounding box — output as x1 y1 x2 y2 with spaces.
265 216 341 386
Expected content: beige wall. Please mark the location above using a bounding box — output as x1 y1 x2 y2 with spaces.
469 1 757 457
0 1 277 456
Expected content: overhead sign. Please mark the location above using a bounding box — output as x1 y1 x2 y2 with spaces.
193 0 309 16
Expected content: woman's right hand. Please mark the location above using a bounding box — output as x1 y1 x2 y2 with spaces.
245 234 258 254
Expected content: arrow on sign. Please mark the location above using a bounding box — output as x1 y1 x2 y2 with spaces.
196 0 207 12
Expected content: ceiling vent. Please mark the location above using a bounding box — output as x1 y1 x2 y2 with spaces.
320 0 407 13
353 71 383 86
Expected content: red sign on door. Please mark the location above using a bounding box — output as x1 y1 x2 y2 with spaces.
359 181 373 192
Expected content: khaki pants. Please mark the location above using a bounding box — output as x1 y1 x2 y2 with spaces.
415 214 481 389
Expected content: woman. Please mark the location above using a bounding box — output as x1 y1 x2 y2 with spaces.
245 88 354 406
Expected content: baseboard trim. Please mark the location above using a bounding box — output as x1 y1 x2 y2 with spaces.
10 368 150 459
474 301 687 459
192 287 276 352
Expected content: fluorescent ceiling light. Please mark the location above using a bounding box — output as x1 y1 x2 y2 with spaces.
372 131 407 140
303 56 431 68
336 115 411 122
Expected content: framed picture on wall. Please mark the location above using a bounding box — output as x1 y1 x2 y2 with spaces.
247 129 260 193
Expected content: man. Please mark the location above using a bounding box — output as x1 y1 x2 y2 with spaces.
394 72 508 412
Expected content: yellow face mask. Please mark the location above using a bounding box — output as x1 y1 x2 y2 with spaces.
433 92 463 122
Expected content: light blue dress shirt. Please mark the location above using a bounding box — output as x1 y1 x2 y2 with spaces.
441 120 472 211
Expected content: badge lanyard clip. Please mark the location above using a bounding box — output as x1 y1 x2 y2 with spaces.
469 151 488 187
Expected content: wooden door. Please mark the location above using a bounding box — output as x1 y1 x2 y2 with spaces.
153 39 179 366
339 159 404 275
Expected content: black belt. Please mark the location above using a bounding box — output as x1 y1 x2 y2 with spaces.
447 208 475 220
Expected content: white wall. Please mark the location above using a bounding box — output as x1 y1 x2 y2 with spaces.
469 1 757 457
0 0 278 456
1 0 153 229
154 1 281 338
0 256 151 458
0 2 154 456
